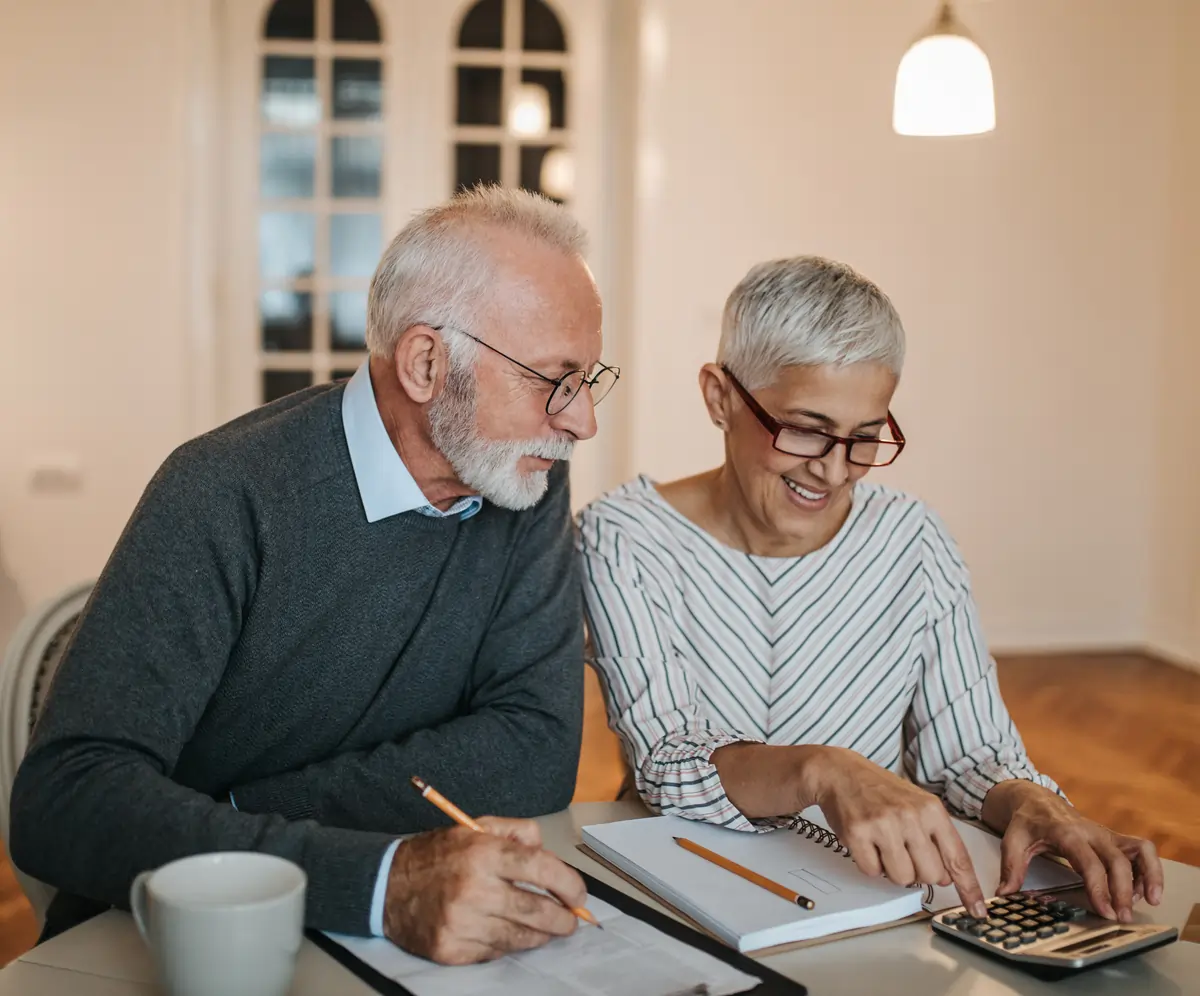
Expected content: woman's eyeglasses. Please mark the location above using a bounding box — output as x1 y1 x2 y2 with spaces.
722 366 905 468
432 324 620 416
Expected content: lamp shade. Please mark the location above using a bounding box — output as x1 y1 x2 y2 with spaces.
508 83 551 138
893 4 995 137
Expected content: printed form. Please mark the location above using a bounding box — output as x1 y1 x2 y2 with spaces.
324 896 761 996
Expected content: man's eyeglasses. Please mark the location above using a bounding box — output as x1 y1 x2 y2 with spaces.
432 324 620 416
722 366 905 468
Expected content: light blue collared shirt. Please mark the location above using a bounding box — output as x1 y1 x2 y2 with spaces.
341 362 483 524
236 363 482 937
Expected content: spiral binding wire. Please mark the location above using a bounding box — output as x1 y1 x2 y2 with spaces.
785 815 933 900
786 815 852 857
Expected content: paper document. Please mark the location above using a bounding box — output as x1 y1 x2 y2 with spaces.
323 896 760 996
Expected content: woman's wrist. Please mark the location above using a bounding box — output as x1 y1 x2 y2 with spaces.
785 744 837 812
711 742 833 819
981 778 1048 833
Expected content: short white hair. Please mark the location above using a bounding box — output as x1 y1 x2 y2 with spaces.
717 256 906 390
366 185 588 360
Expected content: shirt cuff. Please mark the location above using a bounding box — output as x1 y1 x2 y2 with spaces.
642 731 765 832
369 840 401 937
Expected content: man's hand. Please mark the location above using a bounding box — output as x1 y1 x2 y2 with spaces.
382 816 587 964
806 747 989 919
983 780 1164 923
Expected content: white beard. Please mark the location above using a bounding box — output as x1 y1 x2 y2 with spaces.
428 369 575 510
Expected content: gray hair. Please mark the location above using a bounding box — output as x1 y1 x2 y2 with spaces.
365 185 588 362
717 256 906 390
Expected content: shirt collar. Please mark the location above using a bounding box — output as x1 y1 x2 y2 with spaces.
341 363 483 524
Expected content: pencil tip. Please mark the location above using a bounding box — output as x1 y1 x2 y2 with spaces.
410 776 426 791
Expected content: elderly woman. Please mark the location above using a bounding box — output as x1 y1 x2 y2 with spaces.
578 256 1162 924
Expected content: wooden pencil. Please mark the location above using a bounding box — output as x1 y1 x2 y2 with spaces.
674 835 816 910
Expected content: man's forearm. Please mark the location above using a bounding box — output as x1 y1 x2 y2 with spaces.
11 741 394 935
231 706 581 832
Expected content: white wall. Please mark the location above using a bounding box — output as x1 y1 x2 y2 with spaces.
0 0 200 619
623 0 1176 651
1148 0 1200 669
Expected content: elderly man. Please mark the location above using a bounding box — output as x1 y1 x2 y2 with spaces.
11 186 619 965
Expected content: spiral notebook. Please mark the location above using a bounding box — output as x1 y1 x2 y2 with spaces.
581 807 1081 953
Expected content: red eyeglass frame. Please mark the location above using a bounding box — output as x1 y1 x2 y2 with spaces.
721 365 906 467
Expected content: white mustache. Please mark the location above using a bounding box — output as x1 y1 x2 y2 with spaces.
516 435 575 462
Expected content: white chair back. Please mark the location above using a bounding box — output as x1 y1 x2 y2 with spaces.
0 580 93 929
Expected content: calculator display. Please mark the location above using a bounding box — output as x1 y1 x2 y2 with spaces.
1051 928 1134 954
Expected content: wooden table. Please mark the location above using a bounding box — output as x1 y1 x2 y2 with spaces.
2 800 1197 995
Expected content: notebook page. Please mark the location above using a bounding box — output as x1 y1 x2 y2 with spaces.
582 816 923 951
322 896 760 996
788 806 1082 912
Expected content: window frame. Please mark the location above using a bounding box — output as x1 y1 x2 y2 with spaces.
216 0 620 507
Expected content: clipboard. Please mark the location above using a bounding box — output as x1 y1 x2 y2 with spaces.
577 842 931 958
308 867 807 995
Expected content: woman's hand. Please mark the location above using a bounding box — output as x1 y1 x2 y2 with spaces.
805 747 990 918
983 780 1163 923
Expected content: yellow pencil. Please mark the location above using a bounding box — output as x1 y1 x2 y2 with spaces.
674 836 816 910
410 776 602 929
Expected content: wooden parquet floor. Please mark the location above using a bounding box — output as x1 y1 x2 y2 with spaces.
995 653 1200 867
0 653 1195 965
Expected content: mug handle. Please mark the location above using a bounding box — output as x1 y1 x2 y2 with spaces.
130 871 153 944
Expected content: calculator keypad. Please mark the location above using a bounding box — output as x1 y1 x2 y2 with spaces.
940 892 1090 947
934 892 1180 977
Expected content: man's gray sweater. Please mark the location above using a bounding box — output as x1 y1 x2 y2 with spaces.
9 384 584 935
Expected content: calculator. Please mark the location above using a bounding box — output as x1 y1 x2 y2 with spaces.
930 890 1178 980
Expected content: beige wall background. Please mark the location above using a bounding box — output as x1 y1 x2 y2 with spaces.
0 0 1196 666
0 0 200 630
1149 0 1200 666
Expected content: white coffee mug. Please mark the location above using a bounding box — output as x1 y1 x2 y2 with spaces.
130 852 306 996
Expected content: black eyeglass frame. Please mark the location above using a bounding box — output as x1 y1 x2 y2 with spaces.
430 323 620 416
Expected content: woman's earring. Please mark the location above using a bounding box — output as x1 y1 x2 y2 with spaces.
714 420 726 430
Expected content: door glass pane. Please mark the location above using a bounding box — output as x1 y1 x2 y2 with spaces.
459 0 503 49
330 213 381 277
331 291 369 348
333 0 381 42
260 212 315 280
455 144 501 192
262 57 319 127
264 0 315 40
520 69 565 129
519 145 552 196
262 370 313 404
456 67 502 126
333 59 382 120
523 0 566 51
260 290 313 351
261 133 316 199
331 136 382 198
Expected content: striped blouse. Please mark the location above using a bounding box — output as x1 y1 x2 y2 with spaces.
577 475 1062 832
